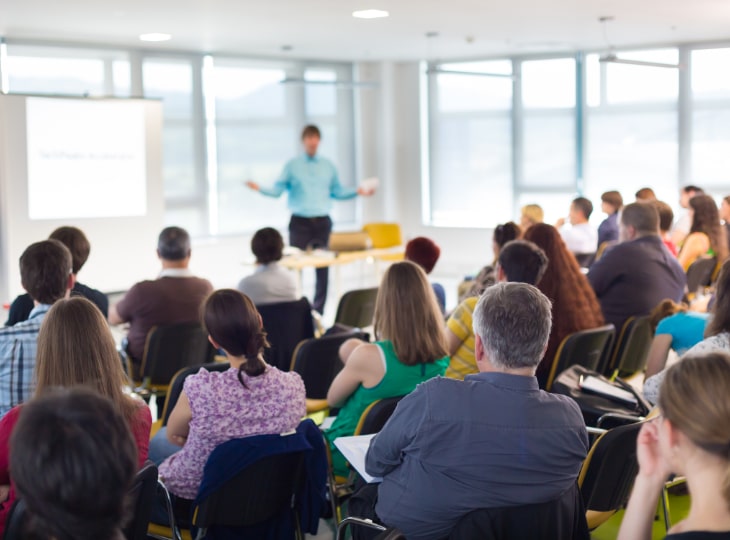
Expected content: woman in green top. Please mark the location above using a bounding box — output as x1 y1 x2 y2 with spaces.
324 261 449 476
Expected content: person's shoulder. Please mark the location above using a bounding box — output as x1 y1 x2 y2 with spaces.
537 389 585 422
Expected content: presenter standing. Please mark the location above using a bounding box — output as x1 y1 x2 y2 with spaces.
246 125 374 314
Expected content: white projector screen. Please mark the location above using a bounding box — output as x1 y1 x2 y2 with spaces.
26 98 147 220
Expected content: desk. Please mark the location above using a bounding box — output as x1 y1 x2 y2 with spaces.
280 248 404 299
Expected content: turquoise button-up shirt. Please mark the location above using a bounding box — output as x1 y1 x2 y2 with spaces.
259 153 357 217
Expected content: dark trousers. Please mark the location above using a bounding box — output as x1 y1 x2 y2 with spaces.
289 215 332 314
348 483 384 540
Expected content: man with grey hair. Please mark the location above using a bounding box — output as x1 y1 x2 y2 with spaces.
348 282 588 540
109 226 213 375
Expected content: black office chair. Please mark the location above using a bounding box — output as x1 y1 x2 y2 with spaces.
258 297 315 371
603 316 653 379
545 325 615 391
685 256 717 299
447 483 589 540
578 420 643 530
335 287 378 329
133 322 217 412
574 253 596 268
354 396 405 436
2 499 25 540
290 331 369 413
123 461 159 540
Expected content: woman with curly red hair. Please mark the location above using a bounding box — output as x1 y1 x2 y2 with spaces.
523 223 606 387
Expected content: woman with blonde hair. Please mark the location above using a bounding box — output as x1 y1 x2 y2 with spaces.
520 204 544 231
618 352 730 539
0 297 152 535
324 261 449 476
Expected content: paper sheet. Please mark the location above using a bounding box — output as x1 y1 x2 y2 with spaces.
333 434 383 483
580 376 638 405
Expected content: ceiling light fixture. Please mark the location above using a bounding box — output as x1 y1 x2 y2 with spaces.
352 9 389 19
598 53 682 69
139 33 172 42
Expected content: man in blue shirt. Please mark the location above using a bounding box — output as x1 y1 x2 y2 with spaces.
349 283 588 540
0 240 74 416
246 125 373 313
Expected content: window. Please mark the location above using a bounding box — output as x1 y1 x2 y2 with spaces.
584 49 679 205
428 60 513 227
691 48 730 190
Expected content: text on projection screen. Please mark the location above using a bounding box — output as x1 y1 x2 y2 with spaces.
26 97 147 220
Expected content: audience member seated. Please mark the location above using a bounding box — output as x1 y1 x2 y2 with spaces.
523 224 605 387
556 196 598 255
349 283 588 540
237 227 297 306
9 388 137 540
520 203 544 231
644 260 730 404
671 185 704 247
149 289 305 505
588 203 686 334
446 240 549 379
0 240 73 416
653 200 679 257
405 236 446 314
598 190 623 248
677 194 728 271
0 297 152 535
324 261 448 477
717 192 730 248
644 300 709 381
635 187 657 202
5 226 108 326
618 353 730 540
459 222 521 302
109 226 213 375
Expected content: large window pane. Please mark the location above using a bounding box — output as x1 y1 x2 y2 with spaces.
605 49 679 104
210 66 286 119
437 61 512 112
521 58 576 108
305 70 337 116
586 110 677 203
692 48 730 101
522 114 575 187
692 109 730 188
142 60 194 119
431 116 512 227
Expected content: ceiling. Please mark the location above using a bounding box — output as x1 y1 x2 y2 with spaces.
2 0 730 62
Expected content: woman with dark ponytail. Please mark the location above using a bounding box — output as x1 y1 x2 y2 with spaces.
618 352 730 540
149 289 305 502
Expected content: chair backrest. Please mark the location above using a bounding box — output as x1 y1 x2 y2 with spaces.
362 222 402 249
159 362 231 426
290 331 369 399
354 396 405 436
194 450 306 529
334 287 378 329
578 421 643 515
258 297 315 371
141 322 217 385
574 253 596 268
447 483 589 540
605 316 653 377
545 325 615 391
686 256 717 295
3 499 26 540
122 461 159 540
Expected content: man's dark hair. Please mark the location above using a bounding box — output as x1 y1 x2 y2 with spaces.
635 187 657 201
601 191 623 211
621 202 659 236
301 125 321 140
572 197 594 220
498 240 549 285
10 387 137 540
20 240 72 304
251 227 284 264
683 185 704 195
493 222 521 250
49 226 90 275
652 200 675 233
157 226 191 261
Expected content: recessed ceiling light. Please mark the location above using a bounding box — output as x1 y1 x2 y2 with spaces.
352 9 389 19
139 33 172 42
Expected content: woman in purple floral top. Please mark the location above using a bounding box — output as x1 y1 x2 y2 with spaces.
150 289 306 500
